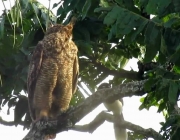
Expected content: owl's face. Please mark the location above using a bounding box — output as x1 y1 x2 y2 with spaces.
45 23 74 37
45 17 76 36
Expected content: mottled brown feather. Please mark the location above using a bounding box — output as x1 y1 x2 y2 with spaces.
27 42 44 120
72 55 79 94
27 17 79 123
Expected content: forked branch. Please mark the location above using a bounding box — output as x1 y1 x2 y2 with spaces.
72 111 163 140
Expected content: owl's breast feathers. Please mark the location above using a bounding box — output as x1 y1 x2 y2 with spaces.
27 22 79 121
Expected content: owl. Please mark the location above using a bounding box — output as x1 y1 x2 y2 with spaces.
27 17 79 139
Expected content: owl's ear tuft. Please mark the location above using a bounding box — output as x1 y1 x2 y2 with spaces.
48 22 54 28
69 16 77 25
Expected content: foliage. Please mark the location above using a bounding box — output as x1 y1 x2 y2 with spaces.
1 0 180 139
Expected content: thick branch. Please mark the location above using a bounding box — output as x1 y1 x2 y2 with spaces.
72 111 163 140
72 111 114 133
23 80 146 140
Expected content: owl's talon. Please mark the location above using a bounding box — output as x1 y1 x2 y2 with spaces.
44 134 56 140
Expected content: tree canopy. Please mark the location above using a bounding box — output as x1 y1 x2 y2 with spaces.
0 0 180 139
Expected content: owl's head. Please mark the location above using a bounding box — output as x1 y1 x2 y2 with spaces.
45 24 64 35
45 16 77 36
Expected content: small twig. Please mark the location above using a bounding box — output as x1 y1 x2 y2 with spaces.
72 111 113 133
0 116 24 126
46 0 51 30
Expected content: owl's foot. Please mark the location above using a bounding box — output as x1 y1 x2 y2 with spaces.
59 107 69 114
34 117 56 140
33 116 49 124
45 134 56 140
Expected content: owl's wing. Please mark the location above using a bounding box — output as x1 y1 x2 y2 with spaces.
72 55 79 94
27 42 43 120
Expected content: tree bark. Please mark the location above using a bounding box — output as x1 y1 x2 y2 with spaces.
23 80 146 140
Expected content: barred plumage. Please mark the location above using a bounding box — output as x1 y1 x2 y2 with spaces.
27 17 78 129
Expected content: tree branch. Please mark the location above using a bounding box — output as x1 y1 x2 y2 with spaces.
124 120 163 140
72 111 163 140
23 80 146 140
72 111 114 133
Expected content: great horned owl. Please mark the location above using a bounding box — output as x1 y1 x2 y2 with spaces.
27 17 78 138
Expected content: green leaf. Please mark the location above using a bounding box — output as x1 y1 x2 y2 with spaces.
164 17 180 28
139 103 145 110
173 65 180 74
160 35 168 55
145 22 157 45
174 0 180 12
157 102 166 112
104 6 120 26
100 0 109 7
140 97 145 103
124 0 139 13
144 78 156 91
146 0 157 14
75 41 93 56
82 0 91 19
163 28 180 54
20 0 29 9
63 0 73 9
144 44 158 63
144 22 161 62
106 6 148 43
169 49 180 66
108 25 116 40
56 0 73 17
158 0 171 14
0 16 5 39
145 0 171 15
129 20 148 42
116 10 136 35
114 0 123 5
94 7 112 13
56 6 64 16
52 3 58 9
119 57 129 68
32 3 39 15
168 81 178 104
